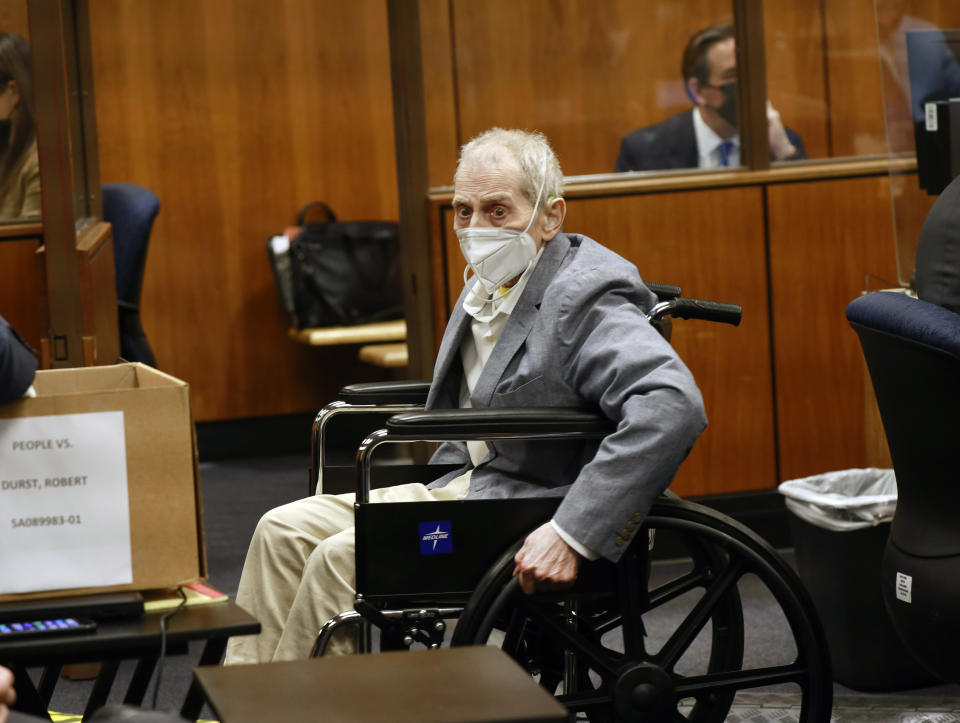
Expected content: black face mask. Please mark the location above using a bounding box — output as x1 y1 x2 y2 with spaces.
0 119 10 149
715 83 738 127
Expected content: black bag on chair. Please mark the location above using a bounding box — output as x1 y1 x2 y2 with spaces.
281 202 404 329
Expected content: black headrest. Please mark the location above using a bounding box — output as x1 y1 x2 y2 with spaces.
915 174 960 315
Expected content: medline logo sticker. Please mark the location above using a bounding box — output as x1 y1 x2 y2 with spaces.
419 521 453 555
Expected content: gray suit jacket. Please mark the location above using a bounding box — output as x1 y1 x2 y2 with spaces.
425 232 707 561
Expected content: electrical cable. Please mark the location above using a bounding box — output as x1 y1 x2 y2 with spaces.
150 586 188 711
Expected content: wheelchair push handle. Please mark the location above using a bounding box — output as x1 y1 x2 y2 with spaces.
648 297 742 326
645 282 683 301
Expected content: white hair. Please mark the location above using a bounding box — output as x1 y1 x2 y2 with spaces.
455 128 564 211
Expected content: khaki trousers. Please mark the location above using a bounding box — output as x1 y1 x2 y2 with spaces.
225 472 471 663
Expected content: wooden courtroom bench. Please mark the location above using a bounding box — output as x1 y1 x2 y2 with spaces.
289 319 407 368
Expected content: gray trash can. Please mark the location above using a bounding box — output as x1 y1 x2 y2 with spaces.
779 468 939 691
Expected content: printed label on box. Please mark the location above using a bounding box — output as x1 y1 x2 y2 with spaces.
0 411 132 594
896 572 913 603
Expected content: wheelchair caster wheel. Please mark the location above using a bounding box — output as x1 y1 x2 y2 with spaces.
452 496 832 722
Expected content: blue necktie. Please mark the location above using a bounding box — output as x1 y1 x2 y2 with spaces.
718 140 734 167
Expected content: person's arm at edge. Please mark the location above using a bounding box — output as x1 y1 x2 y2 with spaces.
0 665 16 723
767 101 806 161
0 316 38 404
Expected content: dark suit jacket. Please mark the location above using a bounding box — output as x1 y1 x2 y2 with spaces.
0 315 37 404
615 110 807 172
915 173 960 315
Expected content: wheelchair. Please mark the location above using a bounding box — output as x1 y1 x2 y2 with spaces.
307 285 833 722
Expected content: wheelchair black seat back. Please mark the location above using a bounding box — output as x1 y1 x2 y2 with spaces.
311 285 833 723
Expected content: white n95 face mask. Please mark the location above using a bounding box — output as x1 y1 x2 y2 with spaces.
456 225 538 295
456 156 549 296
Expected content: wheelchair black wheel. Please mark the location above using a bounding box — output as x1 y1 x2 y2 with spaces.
451 496 832 722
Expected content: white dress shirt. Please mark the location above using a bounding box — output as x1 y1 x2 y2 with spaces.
458 247 599 561
459 250 542 468
692 107 740 168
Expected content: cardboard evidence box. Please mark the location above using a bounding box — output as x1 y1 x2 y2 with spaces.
0 363 206 602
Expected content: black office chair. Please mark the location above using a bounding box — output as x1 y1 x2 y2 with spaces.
847 290 960 683
103 183 161 367
310 288 833 722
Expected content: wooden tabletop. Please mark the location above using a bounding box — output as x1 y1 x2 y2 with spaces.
195 646 567 722
289 319 406 346
358 342 408 367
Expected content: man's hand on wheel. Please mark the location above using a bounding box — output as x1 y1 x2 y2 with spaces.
513 522 579 595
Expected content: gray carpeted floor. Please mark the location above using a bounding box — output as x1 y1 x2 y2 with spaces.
23 454 960 721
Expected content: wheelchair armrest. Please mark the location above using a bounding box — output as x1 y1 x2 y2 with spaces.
339 380 431 405
355 409 613 501
384 408 614 439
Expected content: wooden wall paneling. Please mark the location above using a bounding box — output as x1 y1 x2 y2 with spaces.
762 1 830 159
875 1 960 154
446 0 849 172
75 221 120 365
30 0 88 368
0 239 43 347
439 187 776 497
767 175 901 483
420 0 459 188
432 203 454 333
0 0 29 42
876 1 918 154
567 189 775 497
822 1 887 158
826 1 957 158
74 0 102 221
912 0 960 26
733 0 770 170
441 206 459 316
878 0 960 284
450 0 732 177
89 0 397 421
388 0 437 380
32 222 121 366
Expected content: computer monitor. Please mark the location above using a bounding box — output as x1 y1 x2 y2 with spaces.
906 29 960 195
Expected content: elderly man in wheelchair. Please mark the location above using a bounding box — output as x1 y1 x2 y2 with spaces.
226 128 832 721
